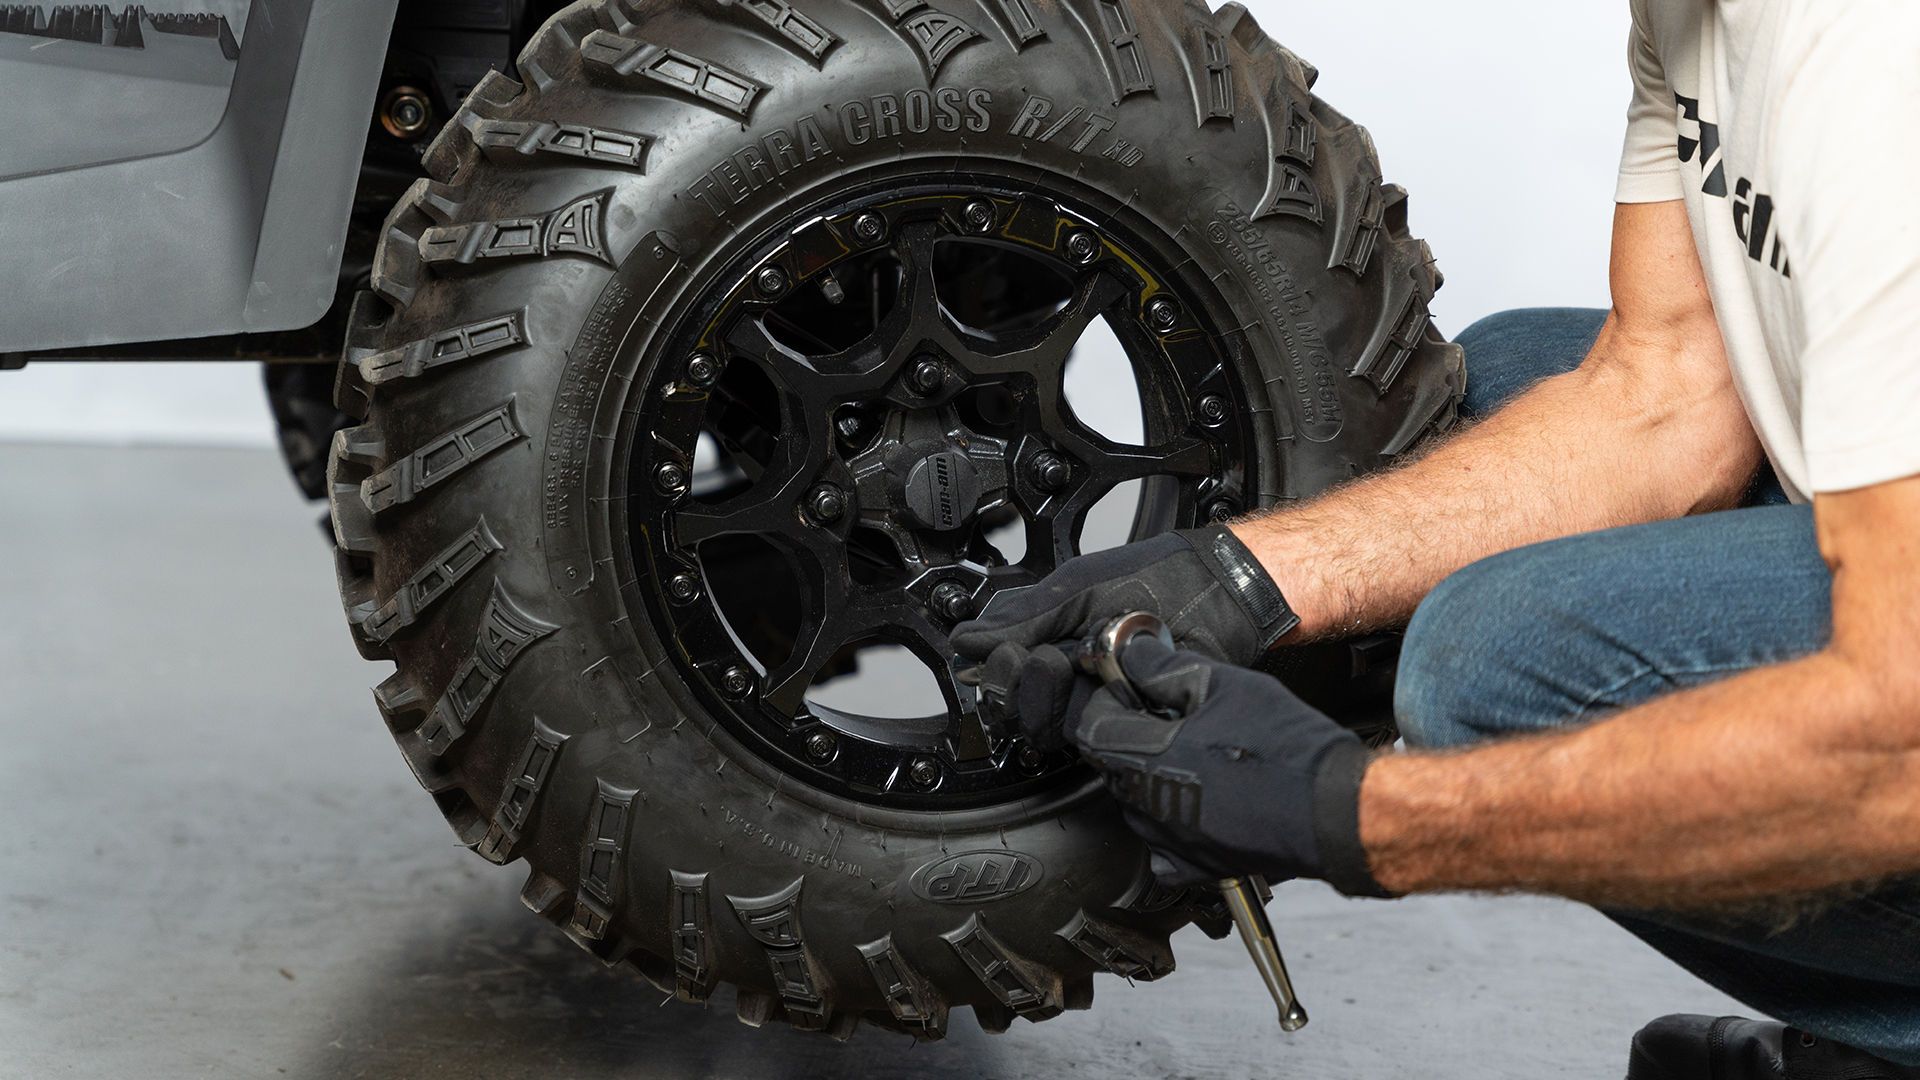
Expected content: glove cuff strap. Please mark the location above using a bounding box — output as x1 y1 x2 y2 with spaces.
1179 525 1299 651
1311 738 1398 899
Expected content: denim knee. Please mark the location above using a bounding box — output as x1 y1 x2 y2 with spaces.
1454 307 1606 420
1395 565 1500 751
1393 550 1578 751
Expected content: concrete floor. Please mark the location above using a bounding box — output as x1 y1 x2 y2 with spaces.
0 443 1745 1079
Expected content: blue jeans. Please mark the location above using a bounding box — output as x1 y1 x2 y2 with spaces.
1394 308 1920 1064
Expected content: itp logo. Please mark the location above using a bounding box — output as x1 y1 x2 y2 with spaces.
910 850 1043 904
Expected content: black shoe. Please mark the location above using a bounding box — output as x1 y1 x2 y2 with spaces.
1626 1014 1920 1080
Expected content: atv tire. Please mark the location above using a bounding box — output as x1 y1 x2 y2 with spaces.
328 0 1462 1040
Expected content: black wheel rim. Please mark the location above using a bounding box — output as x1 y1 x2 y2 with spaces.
630 179 1257 809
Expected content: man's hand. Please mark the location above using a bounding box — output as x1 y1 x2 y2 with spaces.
1061 635 1391 897
950 525 1298 733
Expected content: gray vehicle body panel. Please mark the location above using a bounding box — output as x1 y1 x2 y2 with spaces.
0 0 400 352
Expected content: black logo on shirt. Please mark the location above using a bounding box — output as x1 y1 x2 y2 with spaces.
1676 94 1792 278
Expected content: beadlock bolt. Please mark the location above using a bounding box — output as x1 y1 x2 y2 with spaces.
962 199 996 233
805 731 837 763
1206 498 1239 524
721 665 753 698
1029 451 1072 493
755 265 789 297
908 357 945 396
1066 230 1100 265
1196 393 1230 427
851 211 886 245
667 572 701 604
1146 297 1180 333
908 757 941 788
807 484 846 525
931 581 974 622
684 352 720 389
653 462 688 497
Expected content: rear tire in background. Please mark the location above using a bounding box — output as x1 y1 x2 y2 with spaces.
327 0 1460 1039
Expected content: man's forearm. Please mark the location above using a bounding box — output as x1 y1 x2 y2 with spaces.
1232 312 1761 639
1357 650 1920 908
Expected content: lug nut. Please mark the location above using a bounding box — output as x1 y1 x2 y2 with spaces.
667 572 701 604
908 757 940 788
1016 744 1044 773
1196 393 1230 427
653 462 688 496
755 265 789 297
851 211 886 245
931 581 974 622
962 199 995 233
1029 451 1071 492
1066 230 1099 265
807 483 846 524
379 86 433 139
684 352 721 389
1146 297 1180 332
721 665 753 698
1206 498 1239 523
805 731 837 762
908 357 945 396
834 411 867 442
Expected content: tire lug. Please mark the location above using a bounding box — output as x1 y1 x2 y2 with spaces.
755 265 789 297
1146 297 1180 333
908 357 946 396
1066 230 1100 265
667 571 701 604
850 211 886 245
807 483 847 524
721 665 754 698
684 352 721 389
805 731 837 763
907 757 941 788
1196 393 1230 427
653 462 688 497
962 199 996 233
1205 498 1239 523
1029 450 1071 492
931 581 974 622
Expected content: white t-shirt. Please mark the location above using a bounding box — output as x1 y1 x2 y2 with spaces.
1614 0 1920 502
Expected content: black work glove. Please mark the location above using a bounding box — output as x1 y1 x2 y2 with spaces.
952 525 1298 737
1068 635 1393 898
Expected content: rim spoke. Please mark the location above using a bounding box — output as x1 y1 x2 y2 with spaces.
884 220 953 358
1069 431 1215 486
674 477 807 547
724 305 902 402
722 316 836 393
948 271 1127 382
1022 506 1081 566
762 584 893 716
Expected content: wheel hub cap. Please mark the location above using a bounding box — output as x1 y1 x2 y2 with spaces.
895 446 984 532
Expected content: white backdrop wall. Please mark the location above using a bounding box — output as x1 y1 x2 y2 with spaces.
0 0 1630 447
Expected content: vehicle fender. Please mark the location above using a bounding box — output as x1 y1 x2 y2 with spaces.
0 0 401 352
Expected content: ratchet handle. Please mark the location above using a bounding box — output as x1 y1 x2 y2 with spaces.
1221 875 1310 1032
1078 612 1310 1034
